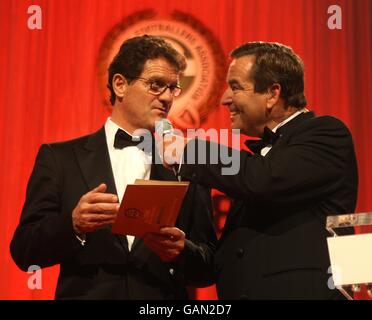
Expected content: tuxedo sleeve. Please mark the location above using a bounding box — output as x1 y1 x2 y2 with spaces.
179 116 357 205
10 144 82 271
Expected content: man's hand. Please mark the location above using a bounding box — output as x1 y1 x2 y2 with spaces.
143 227 186 262
158 133 189 170
72 183 119 233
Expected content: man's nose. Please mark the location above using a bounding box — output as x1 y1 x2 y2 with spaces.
158 88 173 111
220 88 233 106
158 87 173 103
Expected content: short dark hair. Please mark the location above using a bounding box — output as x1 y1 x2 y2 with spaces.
107 35 187 105
231 42 307 108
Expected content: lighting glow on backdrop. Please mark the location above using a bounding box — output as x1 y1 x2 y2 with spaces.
0 0 371 300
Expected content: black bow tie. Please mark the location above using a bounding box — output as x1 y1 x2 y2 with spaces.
245 127 281 154
113 128 143 149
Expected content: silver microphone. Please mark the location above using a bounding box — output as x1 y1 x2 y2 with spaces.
155 118 174 137
155 119 179 178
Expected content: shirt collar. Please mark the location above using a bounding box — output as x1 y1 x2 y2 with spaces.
271 108 308 133
104 117 134 149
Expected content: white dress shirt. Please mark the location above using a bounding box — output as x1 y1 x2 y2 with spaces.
104 117 152 251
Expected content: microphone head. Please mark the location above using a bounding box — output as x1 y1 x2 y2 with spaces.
155 119 174 136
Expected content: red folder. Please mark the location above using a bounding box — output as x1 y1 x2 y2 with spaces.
111 179 189 237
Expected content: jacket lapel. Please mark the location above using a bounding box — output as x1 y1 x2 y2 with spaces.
73 127 129 252
275 111 315 141
279 111 315 134
150 151 178 181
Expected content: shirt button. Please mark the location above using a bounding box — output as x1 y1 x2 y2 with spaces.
169 268 175 275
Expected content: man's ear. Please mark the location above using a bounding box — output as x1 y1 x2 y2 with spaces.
112 74 128 102
266 83 281 110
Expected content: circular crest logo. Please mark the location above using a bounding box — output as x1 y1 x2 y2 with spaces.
97 10 226 129
124 208 142 219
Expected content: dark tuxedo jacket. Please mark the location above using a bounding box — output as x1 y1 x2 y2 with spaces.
10 128 216 299
179 112 358 299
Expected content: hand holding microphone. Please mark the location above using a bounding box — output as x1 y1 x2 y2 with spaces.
155 119 189 171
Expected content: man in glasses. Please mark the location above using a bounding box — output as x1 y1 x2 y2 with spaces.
10 35 216 299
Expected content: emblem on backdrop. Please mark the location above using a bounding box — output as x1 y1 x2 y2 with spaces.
97 10 227 129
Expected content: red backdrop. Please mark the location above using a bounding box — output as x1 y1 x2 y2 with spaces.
0 0 371 300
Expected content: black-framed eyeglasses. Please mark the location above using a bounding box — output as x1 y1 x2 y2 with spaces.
133 77 182 97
